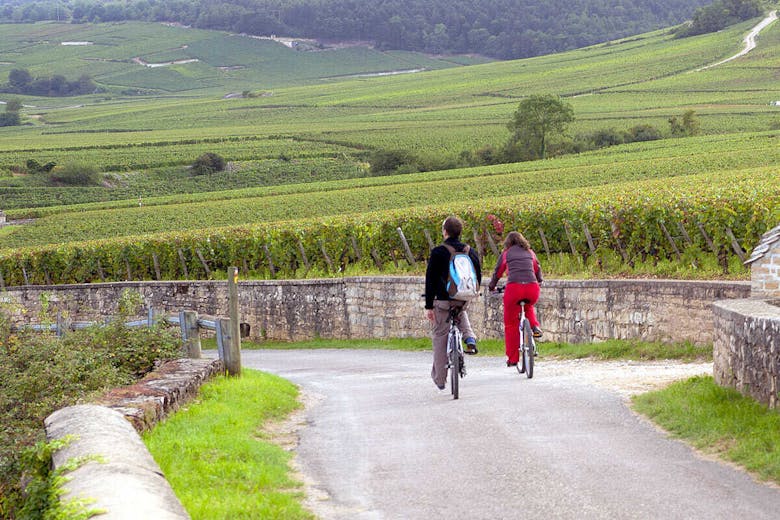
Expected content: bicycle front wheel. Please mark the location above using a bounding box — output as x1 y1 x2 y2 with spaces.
523 319 534 379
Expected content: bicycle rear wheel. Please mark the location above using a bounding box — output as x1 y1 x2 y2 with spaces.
449 336 459 399
522 319 534 379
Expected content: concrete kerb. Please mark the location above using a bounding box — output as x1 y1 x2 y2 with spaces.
44 358 224 519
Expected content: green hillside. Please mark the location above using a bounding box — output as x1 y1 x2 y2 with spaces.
0 15 779 281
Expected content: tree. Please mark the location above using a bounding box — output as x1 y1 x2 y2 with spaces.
191 152 226 175
669 110 700 137
506 94 574 160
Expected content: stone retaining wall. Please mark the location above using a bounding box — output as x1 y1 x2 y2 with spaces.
713 299 780 408
44 358 224 519
3 277 750 345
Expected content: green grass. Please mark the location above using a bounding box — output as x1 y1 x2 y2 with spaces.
142 369 314 520
222 337 712 362
633 376 780 484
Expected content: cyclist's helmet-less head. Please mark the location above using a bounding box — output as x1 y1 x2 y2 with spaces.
442 216 463 239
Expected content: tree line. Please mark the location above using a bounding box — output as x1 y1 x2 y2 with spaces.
0 0 717 59
0 67 96 97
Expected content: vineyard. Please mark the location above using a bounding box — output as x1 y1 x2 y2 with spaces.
1 16 780 284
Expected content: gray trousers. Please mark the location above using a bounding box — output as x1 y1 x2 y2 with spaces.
430 299 476 387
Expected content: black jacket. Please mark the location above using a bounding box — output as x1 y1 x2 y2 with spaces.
424 237 482 309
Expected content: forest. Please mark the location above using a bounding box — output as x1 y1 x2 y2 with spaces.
0 0 718 59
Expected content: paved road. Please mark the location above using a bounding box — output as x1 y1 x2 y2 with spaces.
242 349 780 519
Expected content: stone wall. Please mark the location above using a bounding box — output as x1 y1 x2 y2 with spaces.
2 277 750 345
750 244 780 298
713 299 780 408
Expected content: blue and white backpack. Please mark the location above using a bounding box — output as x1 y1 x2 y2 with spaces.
443 244 479 301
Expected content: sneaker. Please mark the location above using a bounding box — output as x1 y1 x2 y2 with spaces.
436 383 445 390
506 361 518 367
532 326 543 339
464 338 478 355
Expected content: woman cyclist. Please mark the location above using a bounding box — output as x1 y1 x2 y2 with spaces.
488 231 543 367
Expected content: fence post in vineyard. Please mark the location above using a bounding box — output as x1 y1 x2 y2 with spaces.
472 230 484 258
350 236 363 261
0 267 4 290
486 232 499 257
659 222 681 260
319 241 334 271
563 221 577 256
96 259 106 282
609 222 630 264
582 223 596 254
43 269 52 285
152 253 161 281
677 222 693 246
22 265 29 286
262 245 276 276
180 310 201 358
696 222 718 255
396 227 416 265
195 249 211 277
724 228 746 262
370 248 383 270
538 229 551 258
123 257 132 281
423 229 435 250
177 249 189 278
226 267 242 377
296 240 311 271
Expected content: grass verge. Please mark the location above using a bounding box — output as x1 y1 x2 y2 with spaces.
210 337 711 362
632 376 780 484
142 369 314 520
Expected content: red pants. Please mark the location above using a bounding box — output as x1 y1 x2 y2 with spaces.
503 283 540 364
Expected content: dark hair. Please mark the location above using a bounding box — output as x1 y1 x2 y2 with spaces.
504 231 530 250
442 216 463 239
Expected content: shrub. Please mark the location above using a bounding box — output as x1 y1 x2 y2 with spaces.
191 152 226 175
0 291 181 517
625 124 662 142
368 149 413 175
47 162 101 186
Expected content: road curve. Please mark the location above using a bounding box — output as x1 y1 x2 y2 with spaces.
244 349 780 519
696 10 778 71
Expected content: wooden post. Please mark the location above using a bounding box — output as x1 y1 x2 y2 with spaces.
423 229 435 250
677 221 693 245
180 310 201 358
472 230 484 258
697 222 718 254
582 223 596 254
538 229 551 258
396 227 416 265
177 249 190 278
0 267 4 290
226 267 242 376
195 249 211 277
217 317 239 376
22 265 29 286
370 248 383 269
351 236 363 261
263 244 276 275
297 240 311 270
43 269 52 285
242 258 249 275
659 222 681 260
725 227 746 262
96 259 106 282
486 232 499 257
152 253 161 280
319 241 334 271
610 222 630 264
563 221 577 255
124 258 132 280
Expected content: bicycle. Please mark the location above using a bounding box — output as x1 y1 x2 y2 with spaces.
494 286 537 379
445 305 467 399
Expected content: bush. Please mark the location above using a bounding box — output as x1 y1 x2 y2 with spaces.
368 149 413 175
191 152 226 175
0 291 182 518
47 162 101 186
624 124 663 142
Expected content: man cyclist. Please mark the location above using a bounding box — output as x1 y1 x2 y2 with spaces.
424 215 481 390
